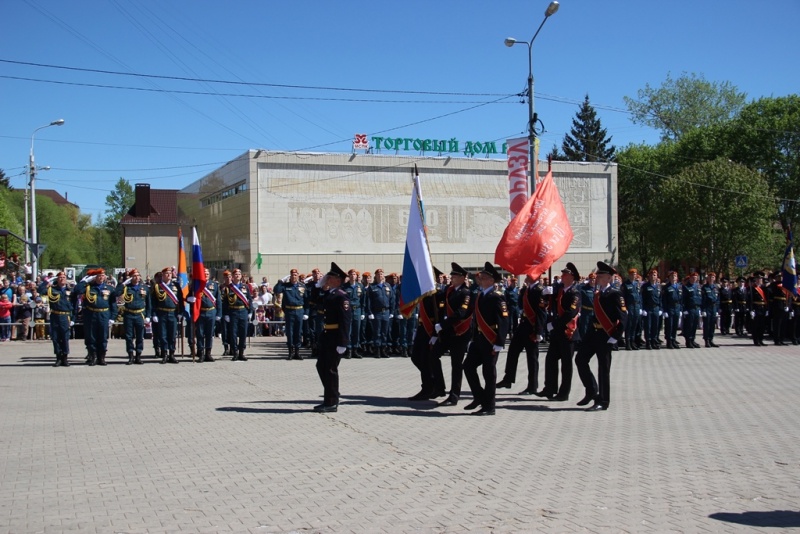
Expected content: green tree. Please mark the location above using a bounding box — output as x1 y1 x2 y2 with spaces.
0 188 24 257
560 95 615 162
624 72 747 142
99 178 135 267
0 169 10 190
652 158 779 274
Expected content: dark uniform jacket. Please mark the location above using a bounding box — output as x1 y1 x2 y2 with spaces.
39 282 73 316
519 283 547 339
365 282 394 316
549 282 581 342
593 286 628 340
439 284 472 338
221 282 253 315
199 280 222 318
115 282 151 318
150 278 184 317
322 287 352 347
471 287 509 348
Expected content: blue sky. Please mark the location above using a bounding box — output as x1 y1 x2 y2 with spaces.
2 0 798 220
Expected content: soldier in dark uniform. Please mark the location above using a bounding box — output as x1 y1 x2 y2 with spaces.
733 276 749 336
537 262 581 401
577 273 596 342
74 268 118 366
149 271 163 358
504 277 520 338
575 262 627 411
621 268 642 350
433 263 473 407
115 268 151 365
313 262 353 413
151 267 184 364
458 262 509 416
222 268 252 361
343 268 365 359
217 270 232 355
701 272 720 347
748 273 768 346
496 273 546 395
365 268 394 358
195 268 221 362
661 271 682 349
718 277 733 335
276 269 306 360
768 271 790 345
39 271 73 367
791 292 800 345
408 267 446 401
305 268 324 356
360 272 373 353
681 272 702 348
641 269 661 350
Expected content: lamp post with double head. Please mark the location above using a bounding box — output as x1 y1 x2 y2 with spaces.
29 119 65 279
504 0 559 194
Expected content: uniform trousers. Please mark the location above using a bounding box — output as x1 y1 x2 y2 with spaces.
123 312 145 354
394 316 408 348
284 310 303 348
575 329 613 407
501 324 539 390
156 311 178 352
463 336 499 410
683 309 700 341
435 333 469 398
348 310 362 349
151 317 162 352
196 311 217 352
84 310 110 355
229 309 249 352
50 313 71 357
664 310 680 342
316 331 342 407
643 308 660 342
410 328 440 394
751 311 767 343
771 307 788 343
701 310 717 341
542 336 574 397
370 310 390 348
624 307 640 342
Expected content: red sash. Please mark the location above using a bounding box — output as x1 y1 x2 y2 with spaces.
474 293 497 345
522 286 537 327
446 286 471 336
556 286 579 340
160 282 179 305
420 297 436 337
755 286 767 303
593 290 617 337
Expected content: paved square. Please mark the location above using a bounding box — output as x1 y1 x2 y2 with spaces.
1 334 799 533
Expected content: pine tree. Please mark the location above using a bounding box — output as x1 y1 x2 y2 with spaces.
561 95 616 162
0 169 10 190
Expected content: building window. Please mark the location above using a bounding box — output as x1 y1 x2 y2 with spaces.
201 182 247 207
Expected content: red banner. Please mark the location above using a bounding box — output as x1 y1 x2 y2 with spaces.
506 137 529 219
494 170 573 278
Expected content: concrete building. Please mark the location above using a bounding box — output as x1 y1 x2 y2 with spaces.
167 150 617 283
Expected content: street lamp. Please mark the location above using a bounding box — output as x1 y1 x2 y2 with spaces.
505 0 559 194
29 119 65 279
24 165 50 265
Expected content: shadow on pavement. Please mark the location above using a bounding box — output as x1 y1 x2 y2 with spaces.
216 406 312 414
709 510 800 527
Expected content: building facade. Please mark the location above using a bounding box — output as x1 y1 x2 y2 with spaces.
171 150 617 283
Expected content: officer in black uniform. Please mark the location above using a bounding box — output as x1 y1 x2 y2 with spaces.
460 262 509 416
577 273 597 342
768 271 790 345
433 263 473 407
718 277 733 335
39 271 74 367
537 262 581 401
115 268 151 365
151 267 184 364
640 269 661 350
313 262 353 413
748 272 768 346
733 276 748 336
496 273 546 395
196 268 221 362
408 266 445 400
575 261 628 411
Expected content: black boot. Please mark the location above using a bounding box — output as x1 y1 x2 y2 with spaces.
295 347 303 360
380 346 389 358
134 351 143 365
168 350 179 364
161 351 168 364
204 349 214 362
238 349 247 361
352 348 362 359
645 341 652 350
62 354 70 367
53 354 62 367
88 352 97 366
287 348 293 360
344 348 351 359
127 352 134 365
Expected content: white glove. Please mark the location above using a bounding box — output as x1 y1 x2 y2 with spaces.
682 311 688 316
152 315 159 323
360 315 365 320
546 323 554 332
641 310 647 316
81 275 96 284
663 312 669 318
785 307 790 313
608 337 617 344
368 314 375 320
336 346 347 355
397 315 403 320
186 296 196 303
69 321 74 327
542 286 553 295
467 341 472 350
215 316 221 321
108 319 114 326
429 336 438 345
766 311 770 317
389 314 394 319
750 311 755 318
123 277 132 286
792 312 795 318
537 335 544 342
303 314 309 320
224 315 230 323
435 323 443 333
492 345 503 353
658 311 663 317
145 317 151 324
701 312 706 318
315 279 324 288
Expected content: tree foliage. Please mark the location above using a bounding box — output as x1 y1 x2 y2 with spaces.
624 72 747 142
0 169 10 190
559 95 615 162
103 178 135 230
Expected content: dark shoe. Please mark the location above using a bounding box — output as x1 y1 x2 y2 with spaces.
463 400 482 411
134 352 143 365
428 390 447 399
88 353 97 366
577 394 595 406
586 403 607 411
344 349 351 359
645 341 652 350
472 408 495 416
97 352 107 366
380 347 389 358
518 388 536 395
52 357 62 368
126 352 134 366
62 357 70 367
692 341 701 348
496 379 513 389
408 390 431 401
534 389 555 398
352 349 362 359
551 394 569 402
313 404 338 413
704 340 710 348
709 341 719 348
438 395 458 407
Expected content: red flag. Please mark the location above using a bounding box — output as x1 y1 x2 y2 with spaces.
494 170 573 277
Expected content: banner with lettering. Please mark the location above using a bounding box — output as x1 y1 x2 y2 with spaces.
506 137 529 219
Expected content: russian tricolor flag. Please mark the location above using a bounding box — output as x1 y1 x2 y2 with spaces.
400 165 436 317
191 227 208 322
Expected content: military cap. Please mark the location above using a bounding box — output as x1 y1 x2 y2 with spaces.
480 262 502 282
561 262 579 278
127 268 140 277
596 261 617 276
754 271 765 278
433 266 443 277
362 271 371 277
348 268 360 276
649 268 659 276
706 271 716 277
326 262 347 280
722 277 730 282
736 276 746 282
290 268 298 274
450 262 468 277
87 268 105 276
56 271 67 278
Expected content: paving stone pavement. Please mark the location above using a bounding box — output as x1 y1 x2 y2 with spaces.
1 334 799 533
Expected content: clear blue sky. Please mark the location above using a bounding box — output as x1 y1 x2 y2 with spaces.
2 0 798 220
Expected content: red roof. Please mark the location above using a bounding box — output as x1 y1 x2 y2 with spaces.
37 189 79 209
120 189 181 225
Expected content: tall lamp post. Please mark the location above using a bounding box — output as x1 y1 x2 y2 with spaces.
505 0 559 194
24 165 51 265
29 119 65 279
